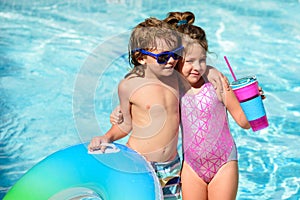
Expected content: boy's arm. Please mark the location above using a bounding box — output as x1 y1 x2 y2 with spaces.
116 79 133 133
88 124 128 152
205 66 230 100
88 79 132 152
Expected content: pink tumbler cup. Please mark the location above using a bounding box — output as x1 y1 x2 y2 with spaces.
231 76 268 131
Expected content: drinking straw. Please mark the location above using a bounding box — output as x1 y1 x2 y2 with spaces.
224 56 237 81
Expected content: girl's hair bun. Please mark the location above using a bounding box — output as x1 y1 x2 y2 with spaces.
164 11 195 27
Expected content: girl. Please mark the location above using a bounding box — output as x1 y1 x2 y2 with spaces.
164 12 250 200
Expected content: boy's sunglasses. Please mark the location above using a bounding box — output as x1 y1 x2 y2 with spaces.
136 46 184 64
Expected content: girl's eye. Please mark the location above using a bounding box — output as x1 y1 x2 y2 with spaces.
200 59 206 63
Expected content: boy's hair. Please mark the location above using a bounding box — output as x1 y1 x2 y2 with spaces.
164 11 208 52
127 17 181 78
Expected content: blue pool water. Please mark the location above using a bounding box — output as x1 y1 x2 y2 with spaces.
1 0 300 199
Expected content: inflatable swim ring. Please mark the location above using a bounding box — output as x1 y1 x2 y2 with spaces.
3 143 163 200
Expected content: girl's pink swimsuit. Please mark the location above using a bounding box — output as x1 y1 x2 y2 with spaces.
180 82 237 183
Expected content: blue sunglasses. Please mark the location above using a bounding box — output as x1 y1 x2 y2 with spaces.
137 46 184 64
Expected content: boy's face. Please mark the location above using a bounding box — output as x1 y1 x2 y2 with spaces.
141 40 180 78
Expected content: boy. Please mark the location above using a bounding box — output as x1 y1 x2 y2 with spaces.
89 17 185 199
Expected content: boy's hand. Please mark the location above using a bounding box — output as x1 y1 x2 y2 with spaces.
88 136 111 152
259 86 266 100
110 105 123 125
205 66 230 100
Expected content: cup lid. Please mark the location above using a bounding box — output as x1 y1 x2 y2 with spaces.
230 75 257 89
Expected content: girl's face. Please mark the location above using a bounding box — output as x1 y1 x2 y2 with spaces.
178 43 207 88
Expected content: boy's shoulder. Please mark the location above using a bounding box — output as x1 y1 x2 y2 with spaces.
118 75 147 94
120 75 144 86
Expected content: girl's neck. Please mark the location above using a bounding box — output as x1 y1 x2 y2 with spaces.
191 77 205 89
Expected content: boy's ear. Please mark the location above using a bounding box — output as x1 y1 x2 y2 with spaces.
137 56 146 65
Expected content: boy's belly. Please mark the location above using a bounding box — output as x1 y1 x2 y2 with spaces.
127 131 179 163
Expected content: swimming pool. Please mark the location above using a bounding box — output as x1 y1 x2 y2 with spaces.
1 0 300 199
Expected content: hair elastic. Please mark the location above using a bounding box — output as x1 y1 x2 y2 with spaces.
177 19 187 26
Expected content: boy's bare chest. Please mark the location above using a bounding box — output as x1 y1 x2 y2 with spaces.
130 81 179 105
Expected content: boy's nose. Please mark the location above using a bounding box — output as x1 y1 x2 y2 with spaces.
167 56 176 63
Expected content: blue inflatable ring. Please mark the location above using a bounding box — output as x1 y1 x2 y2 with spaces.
4 142 162 200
